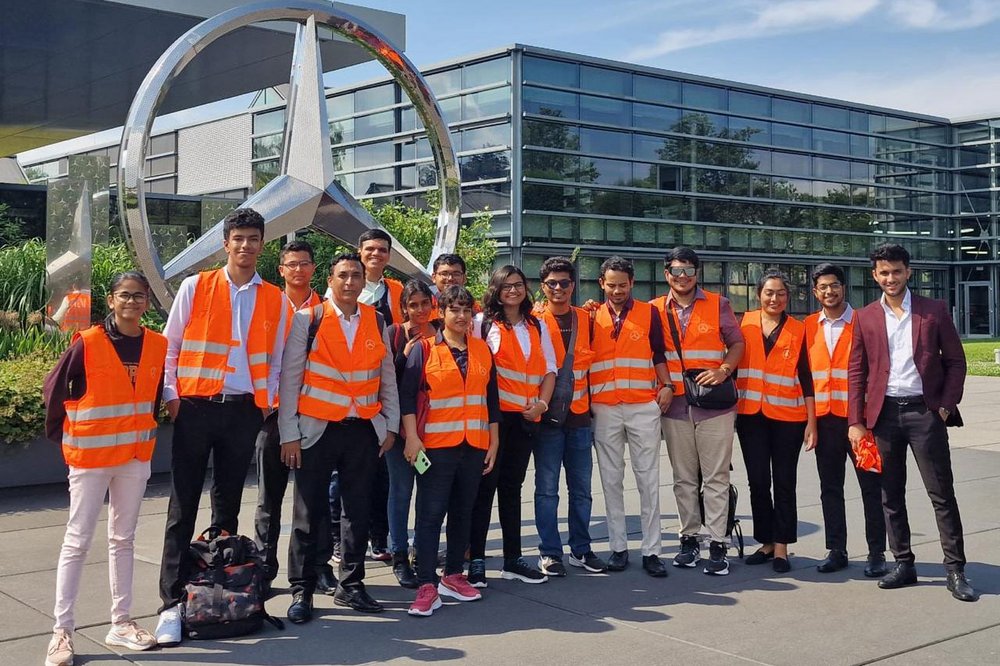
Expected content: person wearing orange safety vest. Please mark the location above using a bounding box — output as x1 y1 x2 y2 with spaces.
154 208 288 648
52 286 93 332
429 253 481 320
399 285 501 616
806 263 886 578
532 257 608 577
468 265 557 587
590 256 673 579
736 270 817 575
653 247 745 577
43 271 165 665
280 252 399 625
253 239 327 594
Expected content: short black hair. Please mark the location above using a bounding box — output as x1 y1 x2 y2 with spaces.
222 207 265 240
600 256 634 280
437 284 476 311
870 243 910 268
811 262 845 287
329 252 363 272
432 253 467 274
358 228 392 250
756 269 791 297
279 239 314 263
663 246 700 270
539 256 576 281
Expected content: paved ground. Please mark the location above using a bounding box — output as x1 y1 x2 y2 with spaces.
2 377 999 666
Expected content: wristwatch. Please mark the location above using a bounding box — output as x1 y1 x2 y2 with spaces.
719 363 733 376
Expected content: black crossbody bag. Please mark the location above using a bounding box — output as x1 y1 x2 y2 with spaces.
664 305 738 410
542 313 579 427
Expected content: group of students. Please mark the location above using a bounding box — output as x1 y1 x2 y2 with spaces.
42 206 977 666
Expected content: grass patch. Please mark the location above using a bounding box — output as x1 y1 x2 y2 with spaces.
963 339 1000 377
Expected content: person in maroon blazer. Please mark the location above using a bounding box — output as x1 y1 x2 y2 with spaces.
847 243 975 602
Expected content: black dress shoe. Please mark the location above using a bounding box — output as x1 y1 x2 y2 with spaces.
333 586 384 613
878 561 918 589
864 553 888 578
772 557 791 573
642 555 668 578
607 550 629 572
316 566 339 596
392 552 419 589
287 591 313 624
745 549 774 565
816 550 849 573
946 571 976 602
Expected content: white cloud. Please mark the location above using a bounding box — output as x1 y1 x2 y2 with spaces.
887 0 1000 31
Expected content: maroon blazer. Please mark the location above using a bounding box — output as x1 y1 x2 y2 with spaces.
847 293 966 428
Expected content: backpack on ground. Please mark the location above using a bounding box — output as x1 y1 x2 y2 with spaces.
697 468 745 559
182 527 284 640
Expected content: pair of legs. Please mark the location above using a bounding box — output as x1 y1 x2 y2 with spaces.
592 401 663 557
533 424 595 559
385 439 417 557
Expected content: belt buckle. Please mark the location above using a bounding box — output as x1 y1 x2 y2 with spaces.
207 394 226 403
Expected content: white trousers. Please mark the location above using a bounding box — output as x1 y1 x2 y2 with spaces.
592 401 663 556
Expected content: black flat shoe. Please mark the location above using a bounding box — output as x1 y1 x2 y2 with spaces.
316 566 339 596
333 586 384 613
607 550 629 572
287 591 313 624
878 562 918 589
642 555 668 578
816 550 848 573
392 552 419 589
947 572 976 602
772 557 790 573
745 549 774 565
864 553 888 578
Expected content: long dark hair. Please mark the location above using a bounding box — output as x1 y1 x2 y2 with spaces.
399 279 434 322
483 264 536 328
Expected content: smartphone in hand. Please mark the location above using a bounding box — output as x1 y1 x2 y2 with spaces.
414 449 432 474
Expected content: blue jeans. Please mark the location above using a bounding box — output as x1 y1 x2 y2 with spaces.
385 439 416 554
533 424 595 558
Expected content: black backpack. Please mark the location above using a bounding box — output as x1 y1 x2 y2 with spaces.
697 468 745 559
182 528 284 640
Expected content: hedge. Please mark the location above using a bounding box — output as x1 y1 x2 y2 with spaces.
0 351 56 445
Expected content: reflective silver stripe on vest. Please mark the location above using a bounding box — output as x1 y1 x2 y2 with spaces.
683 350 726 361
815 391 831 402
248 352 269 366
831 369 849 380
467 395 486 406
425 421 465 434
498 389 527 405
763 394 805 408
764 373 797 387
830 390 849 401
429 397 466 410
590 360 614 373
496 367 547 384
300 385 351 407
591 379 654 394
739 368 764 380
66 402 154 421
466 419 487 431
739 389 762 401
615 358 653 369
180 339 232 355
572 369 587 380
177 366 225 381
665 351 681 362
253 378 268 391
63 428 156 449
307 359 379 383
812 370 830 381
572 387 588 401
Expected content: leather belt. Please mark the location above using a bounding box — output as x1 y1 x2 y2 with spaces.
885 395 924 407
332 417 365 425
195 393 255 404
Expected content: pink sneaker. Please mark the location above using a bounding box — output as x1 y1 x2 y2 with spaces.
408 583 442 617
438 573 482 602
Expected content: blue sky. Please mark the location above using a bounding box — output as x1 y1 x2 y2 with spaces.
327 0 1000 120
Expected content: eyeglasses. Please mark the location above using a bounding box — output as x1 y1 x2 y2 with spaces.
113 291 148 304
543 279 573 290
500 281 525 292
435 271 465 279
281 261 314 270
815 282 843 292
668 266 697 277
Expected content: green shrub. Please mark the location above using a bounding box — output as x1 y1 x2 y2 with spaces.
0 327 69 362
0 351 56 445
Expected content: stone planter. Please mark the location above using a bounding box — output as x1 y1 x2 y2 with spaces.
0 424 174 488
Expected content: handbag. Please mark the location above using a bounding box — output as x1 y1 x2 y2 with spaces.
852 431 882 473
663 303 738 410
543 312 579 427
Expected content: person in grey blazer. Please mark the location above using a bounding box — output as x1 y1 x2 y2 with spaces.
278 252 400 623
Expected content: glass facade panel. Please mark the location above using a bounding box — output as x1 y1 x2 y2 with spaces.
523 86 578 118
633 103 681 132
463 87 510 118
463 124 510 150
580 65 631 96
463 58 509 88
354 141 394 169
813 104 850 129
355 83 395 112
149 133 176 155
772 98 810 123
354 111 394 141
523 56 579 87
580 95 630 125
683 83 727 110
772 123 811 149
634 74 680 104
730 90 771 117
580 127 630 156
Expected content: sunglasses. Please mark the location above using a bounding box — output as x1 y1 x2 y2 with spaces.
543 279 573 290
668 266 697 277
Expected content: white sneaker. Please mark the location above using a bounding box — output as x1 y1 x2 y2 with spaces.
154 607 182 647
45 628 74 666
105 620 157 651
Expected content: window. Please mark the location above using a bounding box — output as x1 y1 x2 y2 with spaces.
522 56 579 87
425 68 462 96
683 83 727 110
353 141 394 169
772 123 811 149
523 87 578 119
579 95 629 126
580 65 631 96
149 133 176 155
327 94 353 119
252 134 283 159
633 75 680 104
729 117 770 144
579 127 630 156
813 104 850 129
355 83 395 112
730 91 771 117
463 124 509 150
633 103 681 132
523 119 579 149
772 151 811 176
813 129 850 155
463 87 510 119
772 98 810 123
463 58 509 88
330 118 354 143
354 111 394 141
460 151 510 181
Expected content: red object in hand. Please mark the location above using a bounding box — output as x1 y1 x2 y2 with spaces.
853 432 882 473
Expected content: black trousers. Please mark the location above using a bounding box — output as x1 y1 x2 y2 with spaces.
736 412 805 545
253 412 332 581
415 443 486 584
158 397 263 609
326 457 388 551
469 412 535 562
815 414 886 555
288 419 378 594
873 399 966 572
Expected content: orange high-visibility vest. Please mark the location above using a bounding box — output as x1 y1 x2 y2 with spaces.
737 310 807 421
176 269 283 409
385 278 404 324
590 301 658 405
492 319 548 418
423 336 493 450
283 290 323 337
540 306 594 415
652 291 727 397
60 290 92 332
62 325 167 468
298 301 385 421
804 311 852 418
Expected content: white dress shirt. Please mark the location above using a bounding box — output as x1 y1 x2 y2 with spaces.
472 313 558 375
881 289 923 397
818 304 854 355
162 267 287 404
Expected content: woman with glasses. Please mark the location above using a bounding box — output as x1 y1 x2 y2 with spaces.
735 270 817 574
43 272 166 666
467 266 557 586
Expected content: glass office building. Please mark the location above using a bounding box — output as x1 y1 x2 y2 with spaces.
20 45 1000 336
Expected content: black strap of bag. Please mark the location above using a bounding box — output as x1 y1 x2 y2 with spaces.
543 312 578 427
663 302 738 410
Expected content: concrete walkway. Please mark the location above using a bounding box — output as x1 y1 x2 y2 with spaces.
2 378 999 665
